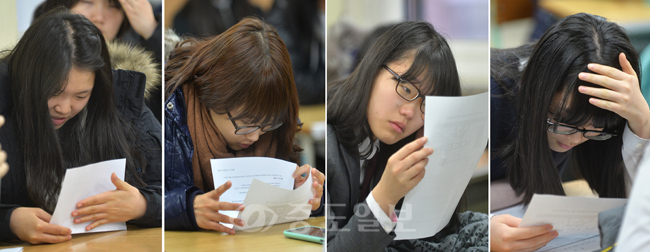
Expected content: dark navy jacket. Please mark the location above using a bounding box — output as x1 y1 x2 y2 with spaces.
164 87 324 230
0 65 162 240
164 88 202 230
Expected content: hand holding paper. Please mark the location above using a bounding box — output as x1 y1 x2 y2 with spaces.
373 136 432 216
519 194 627 236
193 181 245 234
396 93 489 240
293 165 325 211
9 207 71 244
489 214 557 252
71 173 147 231
210 157 315 231
50 159 129 234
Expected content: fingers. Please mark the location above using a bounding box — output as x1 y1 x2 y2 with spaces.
111 173 131 191
74 212 109 224
403 157 428 180
578 72 621 91
200 220 237 235
583 62 630 82
511 230 558 251
514 224 554 240
85 218 112 231
196 209 245 228
498 214 523 227
0 115 5 127
39 222 72 236
293 164 311 179
33 232 72 244
392 137 428 161
402 147 433 169
619 53 637 77
206 201 244 212
311 168 325 185
73 203 107 217
578 86 624 103
310 181 324 203
76 191 110 209
208 181 232 200
588 97 624 114
34 208 53 223
0 162 8 178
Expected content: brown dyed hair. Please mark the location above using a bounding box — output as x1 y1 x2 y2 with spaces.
165 17 301 162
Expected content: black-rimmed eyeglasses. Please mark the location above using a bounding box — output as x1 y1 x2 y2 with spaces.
546 119 616 140
227 112 283 135
383 65 425 114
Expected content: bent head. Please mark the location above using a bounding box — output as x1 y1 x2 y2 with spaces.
359 21 461 145
520 13 639 152
167 18 300 153
10 10 113 131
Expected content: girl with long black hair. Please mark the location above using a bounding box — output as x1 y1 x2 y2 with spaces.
327 21 489 251
490 13 649 251
0 10 161 244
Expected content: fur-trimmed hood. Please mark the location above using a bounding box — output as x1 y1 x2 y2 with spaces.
164 29 185 62
107 41 161 100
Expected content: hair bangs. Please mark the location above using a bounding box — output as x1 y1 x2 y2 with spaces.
231 64 292 127
553 77 625 132
400 38 461 97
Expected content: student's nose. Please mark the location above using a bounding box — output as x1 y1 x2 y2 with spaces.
88 5 105 24
567 132 586 145
399 100 417 119
54 98 72 115
245 130 261 143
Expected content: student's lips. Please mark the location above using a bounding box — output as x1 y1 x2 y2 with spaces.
390 121 405 134
51 117 66 125
557 141 574 150
239 143 252 149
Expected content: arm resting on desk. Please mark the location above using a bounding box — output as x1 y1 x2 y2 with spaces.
165 186 202 230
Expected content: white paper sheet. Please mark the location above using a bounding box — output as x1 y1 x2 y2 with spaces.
395 93 489 240
0 248 23 252
236 172 313 230
520 194 627 236
210 157 304 229
50 159 127 234
492 205 600 251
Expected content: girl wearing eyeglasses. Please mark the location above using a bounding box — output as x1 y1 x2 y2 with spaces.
490 13 650 251
164 17 324 233
327 21 488 251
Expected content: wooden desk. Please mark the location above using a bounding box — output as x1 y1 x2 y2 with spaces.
539 0 650 25
165 217 325 252
0 226 162 252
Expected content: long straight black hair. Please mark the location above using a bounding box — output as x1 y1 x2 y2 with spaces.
5 10 145 212
328 21 464 229
328 21 462 158
494 13 640 204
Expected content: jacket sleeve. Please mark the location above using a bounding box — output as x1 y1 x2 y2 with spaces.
326 125 395 251
622 123 650 187
327 196 396 252
163 102 202 230
165 185 202 230
127 105 162 227
0 205 19 241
